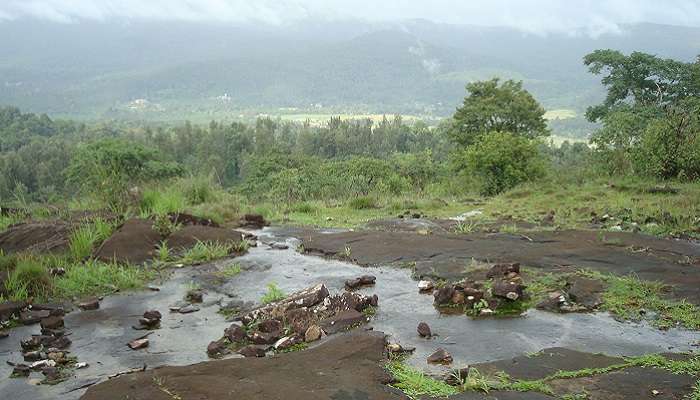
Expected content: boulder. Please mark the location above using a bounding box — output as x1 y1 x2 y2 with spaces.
567 277 605 309
427 348 453 364
257 319 283 335
20 310 51 325
417 322 432 338
39 316 64 330
31 303 66 316
207 340 229 357
433 286 456 305
224 324 247 343
95 218 162 264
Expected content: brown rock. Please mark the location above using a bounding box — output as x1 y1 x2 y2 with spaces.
567 277 605 309
249 331 278 345
320 309 366 334
20 310 50 325
427 348 453 364
345 275 376 290
40 316 64 330
238 345 266 358
491 279 526 300
143 310 162 320
186 289 204 303
486 263 520 279
207 340 229 357
128 338 149 350
78 298 100 310
305 325 322 343
0 301 27 321
257 319 283 335
451 290 466 304
433 286 455 305
225 324 247 343
12 364 31 377
417 322 432 338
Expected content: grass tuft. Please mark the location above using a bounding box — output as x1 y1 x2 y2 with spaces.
386 358 459 399
179 241 232 265
261 283 286 304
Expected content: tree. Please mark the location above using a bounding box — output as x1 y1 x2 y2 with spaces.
583 50 700 122
66 139 182 208
449 79 548 146
456 132 546 196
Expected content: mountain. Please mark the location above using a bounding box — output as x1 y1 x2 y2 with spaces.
0 19 699 121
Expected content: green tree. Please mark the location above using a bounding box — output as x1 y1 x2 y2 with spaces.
449 79 548 146
66 139 182 208
457 132 546 196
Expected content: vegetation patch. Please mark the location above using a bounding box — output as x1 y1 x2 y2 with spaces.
179 241 233 265
386 357 459 399
261 283 286 304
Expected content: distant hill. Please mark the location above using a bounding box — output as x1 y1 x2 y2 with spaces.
1 19 699 124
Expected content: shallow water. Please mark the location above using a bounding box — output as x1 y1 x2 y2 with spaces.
1 226 699 399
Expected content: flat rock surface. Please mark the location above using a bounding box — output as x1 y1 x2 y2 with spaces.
0 221 73 254
81 331 403 400
94 218 161 264
299 226 700 303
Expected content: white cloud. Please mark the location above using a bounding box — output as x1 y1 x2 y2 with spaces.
0 0 698 36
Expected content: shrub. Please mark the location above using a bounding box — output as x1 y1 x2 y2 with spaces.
459 132 547 196
347 196 378 210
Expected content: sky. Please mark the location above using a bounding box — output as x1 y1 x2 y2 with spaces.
1 0 699 37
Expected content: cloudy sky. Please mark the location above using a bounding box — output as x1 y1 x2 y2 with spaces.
1 0 699 36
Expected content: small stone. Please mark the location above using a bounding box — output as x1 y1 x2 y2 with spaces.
344 275 376 290
417 322 432 338
186 289 204 303
47 352 65 362
651 389 661 396
30 359 56 370
40 316 64 330
78 298 100 310
451 290 466 304
75 362 88 369
207 340 228 357
11 364 31 377
178 304 200 314
273 336 294 350
417 280 434 292
304 325 322 343
479 308 494 316
147 286 161 291
23 350 45 362
427 348 453 364
269 242 289 250
41 366 61 381
225 324 247 343
128 338 149 350
238 345 266 358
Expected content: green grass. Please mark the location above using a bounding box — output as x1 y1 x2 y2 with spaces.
3 257 52 300
217 263 242 278
0 212 25 231
386 358 459 399
261 283 286 304
579 270 700 330
347 196 378 210
68 218 115 261
179 241 232 265
54 260 153 299
140 186 187 216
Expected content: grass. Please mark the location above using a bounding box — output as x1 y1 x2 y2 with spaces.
579 270 700 330
386 358 459 399
3 257 52 300
68 218 115 261
179 241 233 265
54 260 153 299
217 263 242 278
0 212 25 231
261 283 286 304
347 196 378 210
140 186 187 216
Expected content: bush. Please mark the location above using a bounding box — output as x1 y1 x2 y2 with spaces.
4 258 52 300
631 115 700 180
459 132 547 196
347 196 378 210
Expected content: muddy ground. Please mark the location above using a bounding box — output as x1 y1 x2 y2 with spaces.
1 219 700 399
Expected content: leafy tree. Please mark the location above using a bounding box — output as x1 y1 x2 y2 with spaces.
449 79 548 146
456 132 546 196
66 139 182 208
584 50 700 122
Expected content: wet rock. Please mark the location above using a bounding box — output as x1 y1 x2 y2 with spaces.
49 335 72 350
567 277 605 309
0 330 8 339
427 348 453 364
224 323 247 343
241 284 329 324
20 309 51 325
387 343 415 354
207 340 229 357
186 289 204 303
0 300 27 321
11 364 31 378
75 362 89 369
238 345 266 358
305 325 323 343
492 279 526 301
537 291 569 312
78 298 100 310
417 322 432 338
168 212 219 227
344 275 376 290
273 336 296 351
143 309 162 321
269 242 289 250
30 359 56 370
31 303 66 316
40 315 64 330
177 304 200 314
417 280 434 292
249 331 279 345
321 309 367 334
451 290 466 304
127 338 149 350
433 286 455 305
41 366 62 382
23 350 45 362
95 218 162 264
486 262 521 279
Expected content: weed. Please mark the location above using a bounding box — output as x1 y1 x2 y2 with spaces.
141 187 187 216
362 305 377 317
156 241 171 263
152 213 181 237
54 260 152 299
218 263 242 278
278 343 309 353
386 358 459 399
499 223 519 234
68 218 114 261
232 239 250 254
4 257 52 300
348 196 377 210
180 241 232 265
343 245 352 259
454 220 480 233
261 283 286 304
289 202 317 214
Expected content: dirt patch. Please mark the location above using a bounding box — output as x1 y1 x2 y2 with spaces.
299 226 700 303
80 331 404 400
94 218 162 264
0 221 73 254
165 225 243 252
